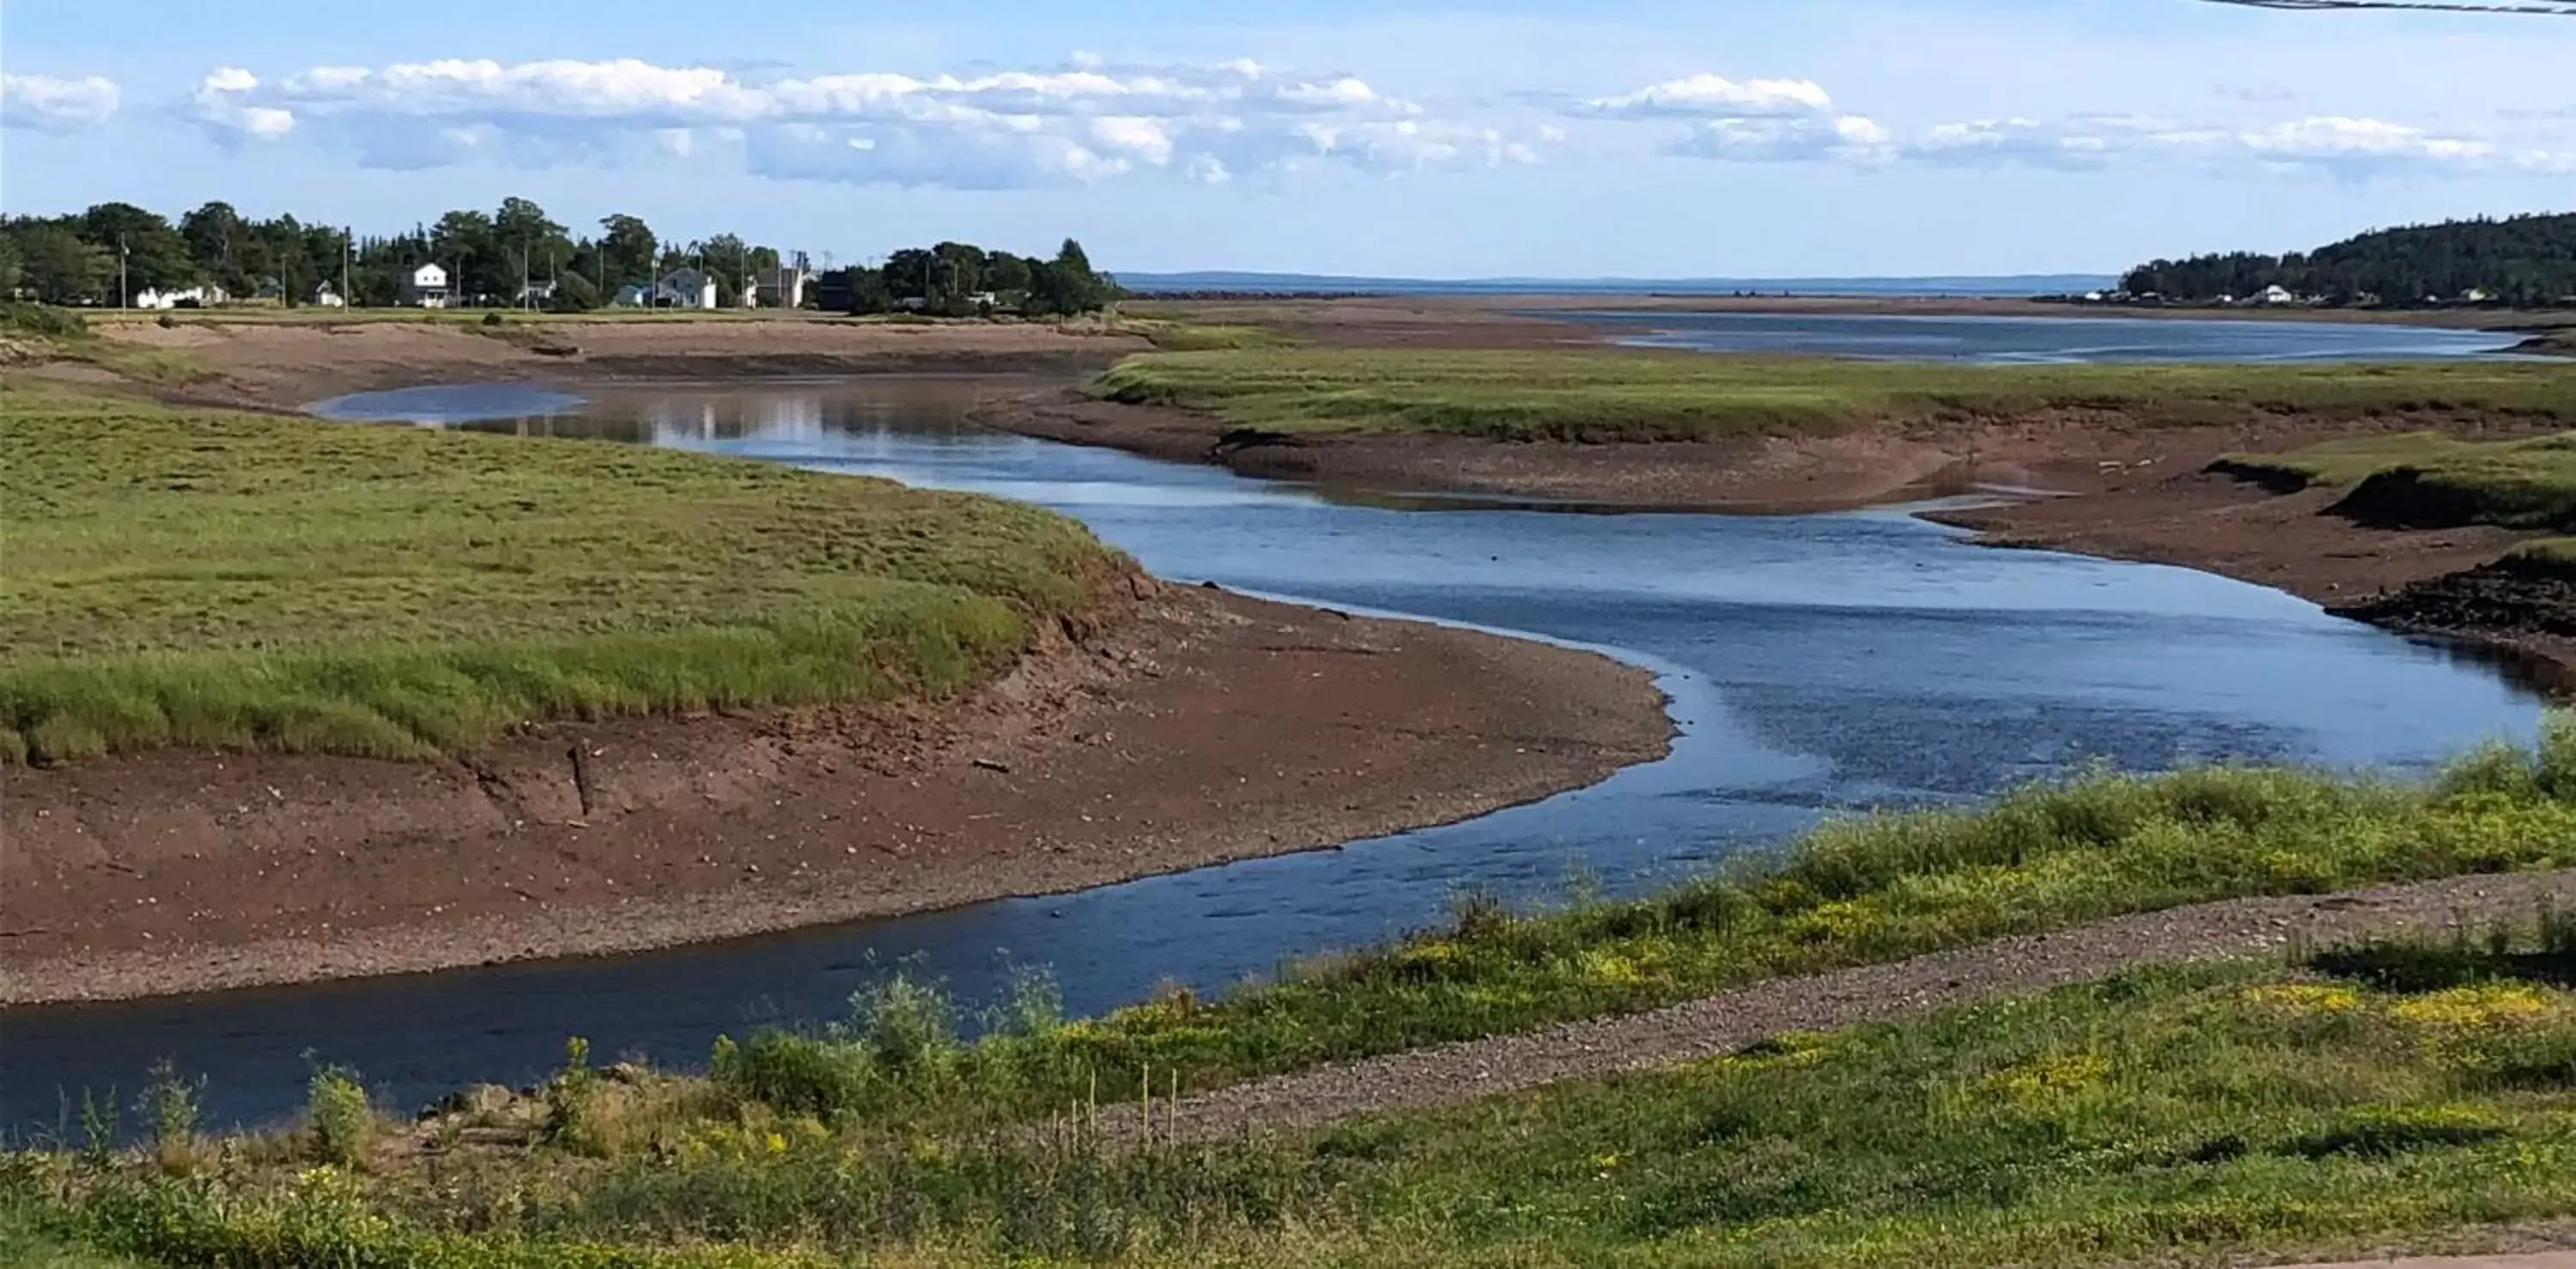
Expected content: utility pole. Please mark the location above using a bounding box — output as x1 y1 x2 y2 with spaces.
118 234 130 308
342 227 352 309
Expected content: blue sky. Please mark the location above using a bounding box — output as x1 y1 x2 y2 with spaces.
3 0 2569 277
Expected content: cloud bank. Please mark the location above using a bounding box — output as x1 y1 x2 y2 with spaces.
185 57 1546 186
157 55 2570 187
1 73 121 132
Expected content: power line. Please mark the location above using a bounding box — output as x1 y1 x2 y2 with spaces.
2202 0 2576 12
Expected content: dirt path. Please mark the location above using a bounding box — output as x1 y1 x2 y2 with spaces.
0 585 1670 1005
2265 1255 2576 1269
1103 869 2576 1145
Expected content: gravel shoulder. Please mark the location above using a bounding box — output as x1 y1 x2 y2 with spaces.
1109 868 2576 1145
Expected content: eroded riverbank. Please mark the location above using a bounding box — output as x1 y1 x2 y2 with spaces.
0 580 1668 1005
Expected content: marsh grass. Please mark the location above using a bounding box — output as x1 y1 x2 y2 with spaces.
0 383 1124 761
18 919 2576 1267
1093 348 2576 443
2216 429 2576 562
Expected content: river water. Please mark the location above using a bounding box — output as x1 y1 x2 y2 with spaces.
3 361 2551 1138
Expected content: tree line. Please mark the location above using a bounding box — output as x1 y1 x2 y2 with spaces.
0 198 1117 316
839 240 1113 317
2120 212 2576 307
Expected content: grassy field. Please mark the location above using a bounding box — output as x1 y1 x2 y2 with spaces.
0 381 1124 763
1091 348 2576 442
2216 430 2576 562
12 916 2575 1266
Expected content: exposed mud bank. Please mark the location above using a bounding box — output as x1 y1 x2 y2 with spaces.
0 584 1672 1005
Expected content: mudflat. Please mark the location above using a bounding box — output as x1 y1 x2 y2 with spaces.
0 582 1668 1004
89 311 1155 406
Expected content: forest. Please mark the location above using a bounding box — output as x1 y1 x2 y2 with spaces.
0 198 1116 316
2120 212 2576 307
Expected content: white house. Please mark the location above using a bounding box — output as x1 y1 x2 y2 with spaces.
310 282 347 308
132 284 227 309
398 263 451 308
2256 284 2295 306
751 264 811 309
611 282 654 308
653 268 719 309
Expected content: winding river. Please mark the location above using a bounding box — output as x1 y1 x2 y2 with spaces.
3 350 2555 1138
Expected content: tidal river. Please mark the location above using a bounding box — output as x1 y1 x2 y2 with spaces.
1 377 2548 1137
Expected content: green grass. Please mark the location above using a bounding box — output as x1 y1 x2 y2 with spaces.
1114 319 1294 353
0 382 1126 762
0 1202 148 1269
2215 429 2576 562
675 729 2576 1139
16 920 2576 1266
1092 348 2576 443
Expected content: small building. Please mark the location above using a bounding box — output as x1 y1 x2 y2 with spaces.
398 263 451 308
132 283 227 310
653 268 719 309
751 264 811 309
610 282 653 308
514 279 559 307
310 281 347 308
2256 284 2295 306
812 269 856 313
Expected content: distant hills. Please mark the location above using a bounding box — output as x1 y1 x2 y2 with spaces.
1115 271 2119 299
2121 213 2576 308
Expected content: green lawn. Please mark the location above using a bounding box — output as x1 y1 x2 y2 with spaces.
16 920 2576 1267
1092 348 2576 443
0 382 1124 762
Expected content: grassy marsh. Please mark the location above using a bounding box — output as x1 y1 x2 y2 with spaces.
2217 431 2576 563
1092 348 2576 443
0 382 1124 762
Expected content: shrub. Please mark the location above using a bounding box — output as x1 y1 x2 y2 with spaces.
0 302 88 339
850 972 961 1073
304 1065 374 1168
542 1037 601 1151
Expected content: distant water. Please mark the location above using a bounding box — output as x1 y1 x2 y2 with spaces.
1564 311 2521 363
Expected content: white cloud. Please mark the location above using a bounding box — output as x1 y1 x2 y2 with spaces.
1905 112 2556 179
192 69 297 141
1571 69 2568 180
1 73 120 132
1668 114 1893 164
181 55 1536 188
1572 73 1834 120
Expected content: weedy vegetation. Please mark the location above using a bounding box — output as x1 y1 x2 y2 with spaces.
12 913 2576 1266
